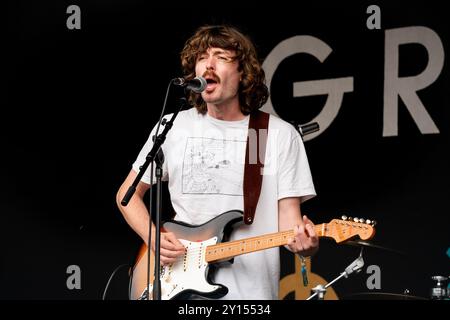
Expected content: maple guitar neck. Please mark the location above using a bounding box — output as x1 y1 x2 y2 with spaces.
205 224 329 263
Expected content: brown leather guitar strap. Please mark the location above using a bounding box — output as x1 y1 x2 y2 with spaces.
243 110 270 225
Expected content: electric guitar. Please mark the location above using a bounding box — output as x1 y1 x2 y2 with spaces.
129 210 375 300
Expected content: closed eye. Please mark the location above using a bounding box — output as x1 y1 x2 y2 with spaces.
218 55 232 61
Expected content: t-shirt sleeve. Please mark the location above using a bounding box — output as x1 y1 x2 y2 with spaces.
277 128 316 203
132 121 169 185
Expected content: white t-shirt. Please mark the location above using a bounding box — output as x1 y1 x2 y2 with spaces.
132 107 316 300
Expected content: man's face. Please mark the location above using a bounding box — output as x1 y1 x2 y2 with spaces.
195 47 242 107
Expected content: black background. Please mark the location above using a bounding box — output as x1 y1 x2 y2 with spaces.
4 0 449 299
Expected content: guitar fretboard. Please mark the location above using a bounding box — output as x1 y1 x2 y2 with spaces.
205 223 329 263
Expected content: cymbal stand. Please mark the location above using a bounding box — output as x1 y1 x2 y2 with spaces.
307 248 365 300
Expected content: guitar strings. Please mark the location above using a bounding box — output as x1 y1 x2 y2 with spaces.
158 222 363 259
159 232 294 261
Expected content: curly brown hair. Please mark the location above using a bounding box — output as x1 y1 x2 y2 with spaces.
180 25 269 115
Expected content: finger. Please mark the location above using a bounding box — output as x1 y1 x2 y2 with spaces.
287 232 300 252
287 237 294 246
151 235 167 252
305 223 316 237
160 238 184 252
297 223 305 236
164 233 185 250
287 241 297 252
160 256 177 265
303 215 314 225
296 225 311 249
161 232 185 250
294 235 305 252
290 225 304 251
160 244 186 265
299 233 319 252
160 247 185 259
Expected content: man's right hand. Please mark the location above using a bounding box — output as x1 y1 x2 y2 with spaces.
151 232 186 265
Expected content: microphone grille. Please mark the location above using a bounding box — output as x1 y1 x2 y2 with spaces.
192 76 207 93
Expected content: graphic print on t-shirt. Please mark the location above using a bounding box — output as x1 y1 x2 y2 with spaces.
182 137 246 195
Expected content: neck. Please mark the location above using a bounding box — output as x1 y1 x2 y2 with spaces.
207 102 245 121
205 224 330 263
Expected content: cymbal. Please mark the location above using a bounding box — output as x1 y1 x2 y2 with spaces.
343 240 407 256
343 292 428 300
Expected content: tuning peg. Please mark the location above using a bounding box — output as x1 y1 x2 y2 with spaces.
365 219 372 225
353 217 359 222
341 215 348 221
371 220 377 226
358 218 365 223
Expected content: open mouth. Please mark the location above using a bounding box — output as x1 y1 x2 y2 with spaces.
206 78 218 84
205 78 219 92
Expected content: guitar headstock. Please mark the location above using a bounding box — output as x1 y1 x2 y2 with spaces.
325 215 376 243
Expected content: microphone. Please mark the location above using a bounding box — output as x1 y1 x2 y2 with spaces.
298 122 319 136
290 121 320 137
173 76 207 93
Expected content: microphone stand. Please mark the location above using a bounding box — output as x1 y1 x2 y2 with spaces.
306 248 365 300
121 96 189 300
290 121 320 138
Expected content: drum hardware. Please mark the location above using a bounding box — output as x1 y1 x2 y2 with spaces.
307 248 365 300
430 275 448 300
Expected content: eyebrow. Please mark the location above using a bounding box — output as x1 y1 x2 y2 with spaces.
212 49 229 55
199 49 233 57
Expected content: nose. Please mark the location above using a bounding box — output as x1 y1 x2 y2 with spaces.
205 56 215 71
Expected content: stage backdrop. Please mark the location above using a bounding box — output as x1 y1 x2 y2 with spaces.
4 1 449 299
